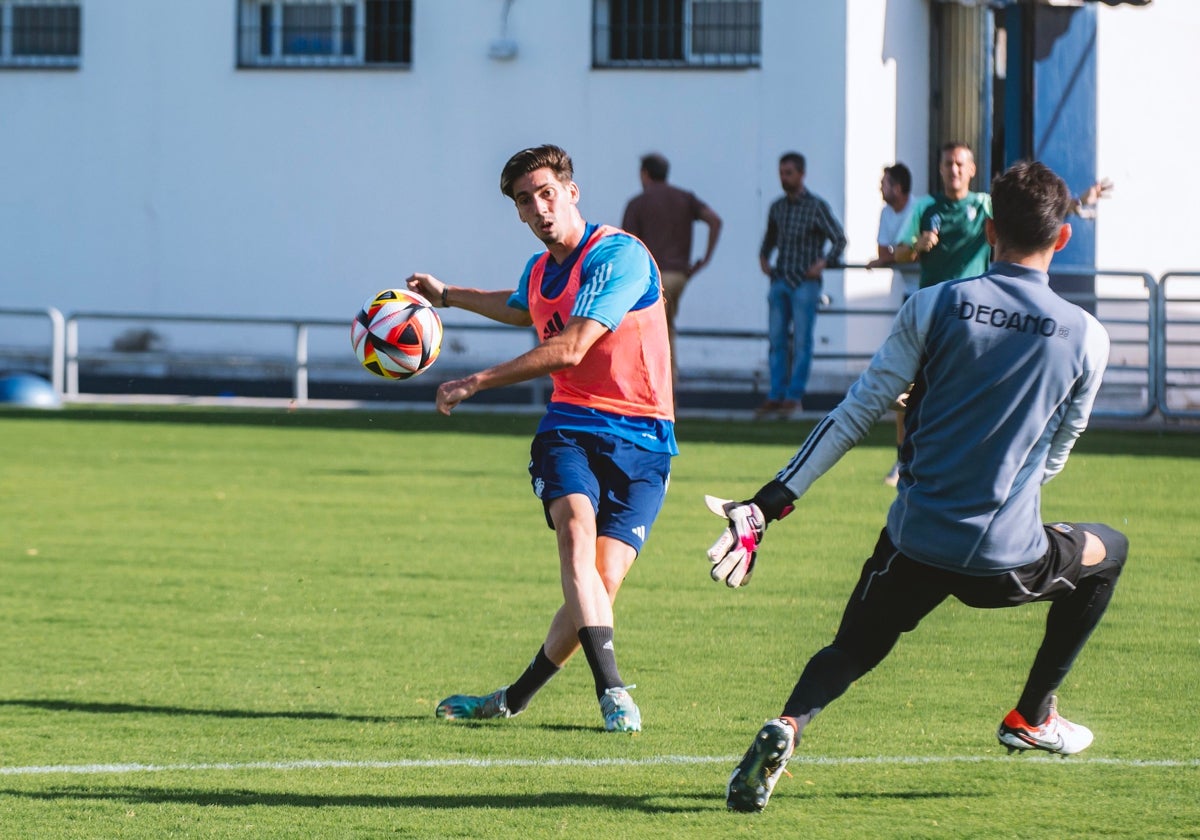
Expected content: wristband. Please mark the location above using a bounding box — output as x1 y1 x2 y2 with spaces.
751 479 796 523
441 286 449 308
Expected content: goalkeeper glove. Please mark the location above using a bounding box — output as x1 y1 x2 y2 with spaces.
704 480 795 588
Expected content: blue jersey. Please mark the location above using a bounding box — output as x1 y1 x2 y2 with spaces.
508 223 661 326
509 222 678 456
773 262 1109 574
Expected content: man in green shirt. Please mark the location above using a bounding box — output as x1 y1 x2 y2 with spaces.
890 143 1111 486
898 142 991 289
898 142 1111 289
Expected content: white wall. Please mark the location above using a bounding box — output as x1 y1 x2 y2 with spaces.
0 0 862 370
836 0 929 366
1096 0 1200 281
1 0 1194 375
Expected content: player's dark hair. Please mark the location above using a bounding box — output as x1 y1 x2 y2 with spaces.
940 140 973 160
990 160 1074 252
779 151 806 173
640 153 669 182
500 144 574 199
884 162 912 195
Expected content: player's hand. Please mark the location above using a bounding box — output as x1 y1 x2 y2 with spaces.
435 376 477 415
405 273 447 308
1080 178 1114 206
704 495 766 588
915 230 939 253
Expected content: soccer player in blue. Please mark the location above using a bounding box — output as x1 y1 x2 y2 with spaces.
405 145 676 732
705 160 1128 812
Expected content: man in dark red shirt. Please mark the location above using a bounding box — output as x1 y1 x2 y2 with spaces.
622 153 722 387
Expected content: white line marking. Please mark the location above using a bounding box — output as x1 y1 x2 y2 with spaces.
2 754 1197 777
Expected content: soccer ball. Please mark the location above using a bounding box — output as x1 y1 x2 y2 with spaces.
351 288 443 380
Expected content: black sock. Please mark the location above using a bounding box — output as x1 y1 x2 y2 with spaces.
1015 525 1127 724
578 626 623 699
781 644 870 740
505 647 560 714
1015 576 1116 724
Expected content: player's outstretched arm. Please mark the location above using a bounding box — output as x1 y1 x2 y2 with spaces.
433 315 607 415
405 273 532 327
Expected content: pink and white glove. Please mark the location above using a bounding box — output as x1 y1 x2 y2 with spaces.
704 495 766 588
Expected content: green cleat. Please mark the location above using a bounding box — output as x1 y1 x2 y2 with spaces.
435 687 513 720
599 685 641 732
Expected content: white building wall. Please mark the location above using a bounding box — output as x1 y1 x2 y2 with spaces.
0 0 860 371
0 0 1194 376
1095 0 1200 281
837 0 929 366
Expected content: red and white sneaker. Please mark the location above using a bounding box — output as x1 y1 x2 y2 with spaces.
997 696 1093 756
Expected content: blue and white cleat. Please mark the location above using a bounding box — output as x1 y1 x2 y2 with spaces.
727 717 796 812
600 685 641 732
435 687 513 720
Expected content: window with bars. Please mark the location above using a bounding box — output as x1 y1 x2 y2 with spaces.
0 0 80 68
237 0 412 68
593 0 760 69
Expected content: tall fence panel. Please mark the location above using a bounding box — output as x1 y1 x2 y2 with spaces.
1047 267 1158 420
0 307 66 394
1159 272 1200 419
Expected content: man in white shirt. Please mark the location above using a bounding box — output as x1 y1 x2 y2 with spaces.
866 162 926 484
866 162 925 293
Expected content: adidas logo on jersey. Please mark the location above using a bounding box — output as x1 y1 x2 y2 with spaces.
541 311 565 341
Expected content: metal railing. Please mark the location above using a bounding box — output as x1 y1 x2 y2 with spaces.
0 306 65 393
1159 272 1200 419
0 265 1187 421
49 310 546 406
1048 267 1158 419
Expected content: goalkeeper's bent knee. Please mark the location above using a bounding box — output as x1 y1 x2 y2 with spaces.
1079 522 1128 584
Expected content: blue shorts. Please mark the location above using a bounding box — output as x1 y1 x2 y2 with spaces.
528 429 671 554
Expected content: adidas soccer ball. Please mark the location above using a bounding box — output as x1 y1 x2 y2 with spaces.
351 288 443 380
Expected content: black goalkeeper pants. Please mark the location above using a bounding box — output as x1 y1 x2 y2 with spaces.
780 524 1128 729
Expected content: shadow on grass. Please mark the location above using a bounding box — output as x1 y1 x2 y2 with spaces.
2 699 662 734
0 698 418 725
0 785 980 812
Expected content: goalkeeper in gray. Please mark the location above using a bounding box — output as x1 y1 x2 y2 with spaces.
707 160 1128 813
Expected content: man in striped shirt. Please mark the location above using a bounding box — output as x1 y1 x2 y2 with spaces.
756 151 847 419
708 160 1128 813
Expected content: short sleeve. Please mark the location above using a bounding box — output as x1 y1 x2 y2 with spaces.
572 234 657 330
506 253 542 311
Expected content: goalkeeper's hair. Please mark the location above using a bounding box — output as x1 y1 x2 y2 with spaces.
990 160 1074 252
500 145 574 199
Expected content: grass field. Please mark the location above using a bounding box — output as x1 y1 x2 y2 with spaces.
1 405 1197 839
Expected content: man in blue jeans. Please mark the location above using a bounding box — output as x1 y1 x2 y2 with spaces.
756 151 847 419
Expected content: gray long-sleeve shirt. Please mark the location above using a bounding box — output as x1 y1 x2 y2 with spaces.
773 262 1109 574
